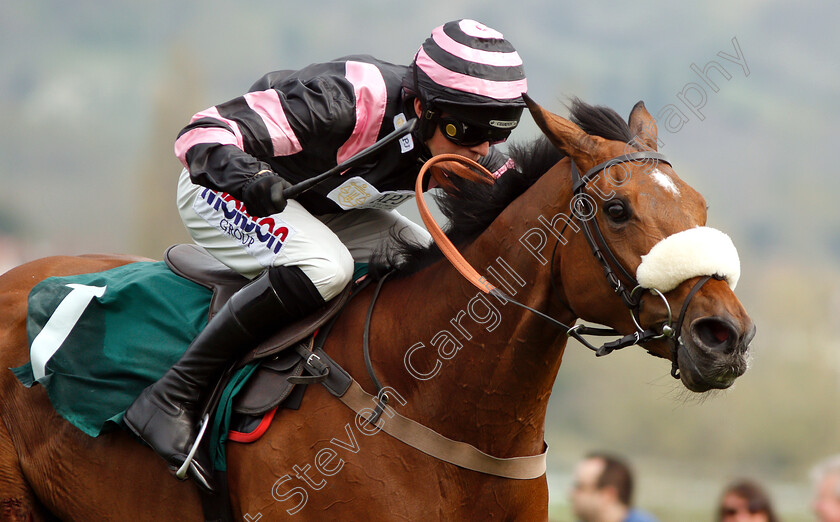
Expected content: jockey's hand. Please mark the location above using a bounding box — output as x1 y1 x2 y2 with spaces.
242 173 293 217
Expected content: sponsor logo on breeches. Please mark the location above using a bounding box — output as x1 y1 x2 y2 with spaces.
195 189 296 261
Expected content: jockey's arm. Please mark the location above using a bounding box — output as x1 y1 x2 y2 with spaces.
173 74 357 202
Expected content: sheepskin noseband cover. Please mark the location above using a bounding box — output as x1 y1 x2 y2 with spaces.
635 226 740 293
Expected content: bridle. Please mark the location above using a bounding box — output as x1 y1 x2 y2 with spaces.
340 150 721 479
559 151 720 379
403 152 720 383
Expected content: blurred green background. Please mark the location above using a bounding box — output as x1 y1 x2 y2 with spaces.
2 1 838 520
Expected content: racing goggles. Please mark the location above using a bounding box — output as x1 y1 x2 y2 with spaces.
437 116 518 147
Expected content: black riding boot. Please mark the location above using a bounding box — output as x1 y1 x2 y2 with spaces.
123 265 325 491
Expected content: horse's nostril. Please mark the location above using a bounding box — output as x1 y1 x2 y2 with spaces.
692 318 737 353
709 322 731 343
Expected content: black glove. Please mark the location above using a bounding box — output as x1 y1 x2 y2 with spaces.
241 173 293 217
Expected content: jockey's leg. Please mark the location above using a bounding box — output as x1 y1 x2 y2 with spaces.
126 171 356 491
123 264 327 492
174 168 355 300
317 207 432 264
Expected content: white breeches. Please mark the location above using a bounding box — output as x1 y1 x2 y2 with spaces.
176 169 431 301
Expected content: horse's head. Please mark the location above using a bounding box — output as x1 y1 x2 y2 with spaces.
525 95 755 392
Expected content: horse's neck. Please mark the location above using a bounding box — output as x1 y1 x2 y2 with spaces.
372 161 577 458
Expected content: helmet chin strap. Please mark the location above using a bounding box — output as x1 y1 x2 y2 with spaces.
409 59 441 143
416 104 439 143
402 101 434 166
419 106 439 142
415 141 433 165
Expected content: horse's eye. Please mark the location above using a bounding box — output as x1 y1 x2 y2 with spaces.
605 200 629 222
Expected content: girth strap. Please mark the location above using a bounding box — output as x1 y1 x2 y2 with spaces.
289 344 548 480
337 380 548 480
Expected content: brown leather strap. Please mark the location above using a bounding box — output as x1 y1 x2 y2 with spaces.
330 156 544 479
414 155 497 294
338 380 548 480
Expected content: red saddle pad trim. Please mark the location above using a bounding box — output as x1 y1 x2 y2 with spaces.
228 407 278 443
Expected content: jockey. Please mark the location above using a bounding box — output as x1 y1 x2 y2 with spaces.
124 19 528 490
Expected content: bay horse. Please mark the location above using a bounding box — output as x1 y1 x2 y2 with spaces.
0 97 754 521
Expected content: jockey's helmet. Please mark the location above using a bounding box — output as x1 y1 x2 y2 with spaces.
404 19 528 144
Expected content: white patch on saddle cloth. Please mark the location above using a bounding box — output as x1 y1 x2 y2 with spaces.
636 226 740 292
30 283 107 380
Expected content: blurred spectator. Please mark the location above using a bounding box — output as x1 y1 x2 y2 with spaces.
715 478 778 522
812 454 840 522
570 452 658 522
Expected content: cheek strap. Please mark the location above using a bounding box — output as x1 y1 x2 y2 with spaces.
636 226 740 293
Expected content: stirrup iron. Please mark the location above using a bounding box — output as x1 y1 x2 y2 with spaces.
176 413 211 480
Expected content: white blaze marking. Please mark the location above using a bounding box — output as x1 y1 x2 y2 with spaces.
30 283 107 380
651 168 680 195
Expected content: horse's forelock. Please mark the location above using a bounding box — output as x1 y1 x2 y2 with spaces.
568 98 634 143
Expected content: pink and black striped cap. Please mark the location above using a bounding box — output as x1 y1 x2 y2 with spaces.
408 19 527 109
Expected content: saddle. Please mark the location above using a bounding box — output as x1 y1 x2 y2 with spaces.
163 244 354 415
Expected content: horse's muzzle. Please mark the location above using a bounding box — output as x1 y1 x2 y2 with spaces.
678 315 756 392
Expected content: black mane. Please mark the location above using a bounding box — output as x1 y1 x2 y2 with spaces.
368 99 633 278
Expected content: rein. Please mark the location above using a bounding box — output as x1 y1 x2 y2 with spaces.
412 153 714 373
330 150 715 481
565 152 719 376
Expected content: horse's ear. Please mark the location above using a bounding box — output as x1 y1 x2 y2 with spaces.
522 93 602 166
628 101 659 151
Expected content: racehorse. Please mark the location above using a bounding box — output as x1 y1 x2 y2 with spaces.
0 97 754 521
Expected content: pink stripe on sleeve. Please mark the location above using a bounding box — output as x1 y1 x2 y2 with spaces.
432 26 523 67
174 127 240 167
416 48 527 100
194 106 245 147
336 61 387 165
173 106 245 167
244 90 302 157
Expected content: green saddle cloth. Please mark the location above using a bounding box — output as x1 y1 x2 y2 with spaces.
11 261 367 471
12 261 213 433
